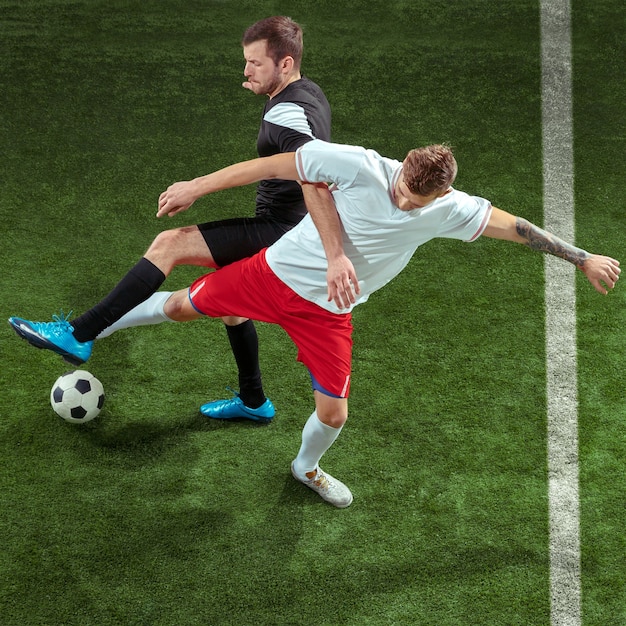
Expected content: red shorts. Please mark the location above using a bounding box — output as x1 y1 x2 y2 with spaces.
189 250 353 398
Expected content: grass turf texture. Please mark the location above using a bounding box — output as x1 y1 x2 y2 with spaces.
0 1 623 624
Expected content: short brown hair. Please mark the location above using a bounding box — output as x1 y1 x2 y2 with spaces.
242 16 303 70
403 145 457 196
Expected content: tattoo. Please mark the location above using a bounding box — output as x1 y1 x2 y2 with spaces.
516 217 589 267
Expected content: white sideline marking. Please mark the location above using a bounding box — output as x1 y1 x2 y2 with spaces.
541 1 581 625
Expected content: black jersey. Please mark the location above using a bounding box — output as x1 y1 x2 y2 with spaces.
255 77 331 224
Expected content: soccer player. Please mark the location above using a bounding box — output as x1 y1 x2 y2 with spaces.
8 16 333 424
10 139 620 507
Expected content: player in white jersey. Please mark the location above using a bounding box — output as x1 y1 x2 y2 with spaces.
267 141 491 312
9 140 620 507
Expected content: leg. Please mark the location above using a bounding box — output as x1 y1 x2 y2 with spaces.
218 315 267 408
8 226 214 364
199 313 275 420
71 226 215 341
293 392 348 475
290 392 352 508
8 287 201 366
198 218 292 418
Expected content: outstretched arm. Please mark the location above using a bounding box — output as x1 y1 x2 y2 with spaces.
157 153 359 307
157 152 299 218
301 183 360 309
483 207 621 294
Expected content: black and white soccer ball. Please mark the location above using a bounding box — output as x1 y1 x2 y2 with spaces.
50 370 105 423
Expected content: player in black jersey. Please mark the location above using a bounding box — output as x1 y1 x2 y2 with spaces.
10 16 333 423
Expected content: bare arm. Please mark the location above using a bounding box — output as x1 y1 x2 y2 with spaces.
157 154 359 307
157 152 299 218
301 183 360 309
483 207 621 294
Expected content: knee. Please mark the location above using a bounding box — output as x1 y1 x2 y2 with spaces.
147 225 202 257
144 225 214 275
163 291 192 321
316 403 348 429
147 228 181 257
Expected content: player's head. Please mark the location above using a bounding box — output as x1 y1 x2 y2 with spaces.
242 17 303 98
404 145 457 196
393 145 457 211
243 16 303 70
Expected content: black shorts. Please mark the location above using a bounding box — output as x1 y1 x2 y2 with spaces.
198 216 295 268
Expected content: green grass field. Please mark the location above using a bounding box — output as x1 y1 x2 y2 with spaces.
1 1 623 624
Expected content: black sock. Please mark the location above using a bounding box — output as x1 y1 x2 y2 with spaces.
225 320 265 409
72 258 166 342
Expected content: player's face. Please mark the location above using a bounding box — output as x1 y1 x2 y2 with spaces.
393 174 444 211
243 40 283 97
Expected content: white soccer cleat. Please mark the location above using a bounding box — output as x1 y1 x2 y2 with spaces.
291 462 353 508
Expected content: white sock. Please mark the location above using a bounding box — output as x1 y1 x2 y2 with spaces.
96 292 174 339
292 411 343 478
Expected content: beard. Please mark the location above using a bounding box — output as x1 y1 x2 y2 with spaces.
257 67 283 97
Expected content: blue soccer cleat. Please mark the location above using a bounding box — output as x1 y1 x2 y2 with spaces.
200 391 275 423
8 312 93 366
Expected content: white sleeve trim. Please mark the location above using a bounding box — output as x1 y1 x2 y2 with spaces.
264 102 314 137
295 146 309 182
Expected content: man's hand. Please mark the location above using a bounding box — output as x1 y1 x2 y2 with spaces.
580 255 621 294
157 180 199 218
327 254 360 309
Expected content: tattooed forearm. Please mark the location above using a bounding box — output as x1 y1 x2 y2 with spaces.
516 217 589 267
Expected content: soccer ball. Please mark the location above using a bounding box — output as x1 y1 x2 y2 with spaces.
50 370 105 423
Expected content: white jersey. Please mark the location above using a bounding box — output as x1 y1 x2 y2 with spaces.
265 140 492 314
